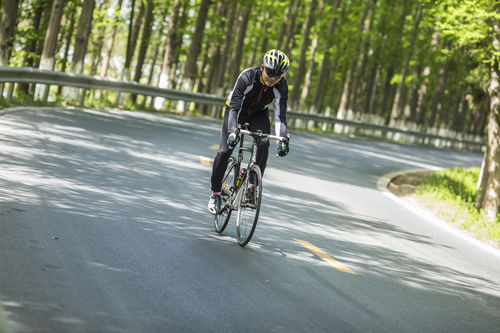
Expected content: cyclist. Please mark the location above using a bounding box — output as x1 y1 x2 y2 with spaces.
208 49 290 214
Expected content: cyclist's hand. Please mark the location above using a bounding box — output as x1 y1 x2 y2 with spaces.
227 132 239 149
277 140 289 157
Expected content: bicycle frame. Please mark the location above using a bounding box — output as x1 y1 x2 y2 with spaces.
228 126 288 210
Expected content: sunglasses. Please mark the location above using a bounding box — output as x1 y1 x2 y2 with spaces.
264 68 283 78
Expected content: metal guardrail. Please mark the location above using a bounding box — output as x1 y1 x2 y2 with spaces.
0 66 226 105
285 111 484 149
0 66 484 150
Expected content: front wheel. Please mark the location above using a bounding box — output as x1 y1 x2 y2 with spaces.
214 157 238 233
236 164 262 247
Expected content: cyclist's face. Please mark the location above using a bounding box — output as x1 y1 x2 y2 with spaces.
261 65 282 87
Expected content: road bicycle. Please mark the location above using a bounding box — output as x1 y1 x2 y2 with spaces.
213 124 290 246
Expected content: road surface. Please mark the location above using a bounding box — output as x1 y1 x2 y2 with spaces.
0 107 498 332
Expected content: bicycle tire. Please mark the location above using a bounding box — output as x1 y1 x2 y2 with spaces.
236 164 262 246
214 157 238 233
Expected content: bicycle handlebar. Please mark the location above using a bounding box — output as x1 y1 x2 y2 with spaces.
238 127 290 143
236 125 290 158
239 129 288 142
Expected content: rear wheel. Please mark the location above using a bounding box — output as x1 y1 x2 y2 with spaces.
214 157 238 233
236 164 262 246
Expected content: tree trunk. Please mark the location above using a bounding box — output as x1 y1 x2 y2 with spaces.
66 0 95 100
382 2 409 124
115 0 141 104
367 65 381 115
70 0 94 74
389 4 423 124
35 0 66 101
406 63 422 122
216 0 237 92
200 0 228 115
122 0 141 81
475 60 500 221
428 66 448 128
0 0 18 96
351 0 377 114
178 0 212 113
131 0 154 103
380 65 395 121
277 0 295 50
283 0 302 57
230 5 250 84
0 0 19 66
18 0 46 93
184 0 212 82
337 61 354 117
290 0 317 108
99 0 123 78
299 0 324 112
57 5 76 94
451 95 466 133
311 0 342 115
154 0 181 109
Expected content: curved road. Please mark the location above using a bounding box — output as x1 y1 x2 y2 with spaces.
0 107 498 332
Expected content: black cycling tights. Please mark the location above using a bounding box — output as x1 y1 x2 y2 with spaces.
210 108 270 193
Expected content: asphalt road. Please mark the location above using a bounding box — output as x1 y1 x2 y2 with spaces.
0 107 499 333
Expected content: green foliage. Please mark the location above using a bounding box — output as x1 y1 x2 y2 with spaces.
415 168 500 247
0 0 495 141
0 97 11 108
435 0 500 64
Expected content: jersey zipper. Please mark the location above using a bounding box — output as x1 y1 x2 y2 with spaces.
249 86 264 116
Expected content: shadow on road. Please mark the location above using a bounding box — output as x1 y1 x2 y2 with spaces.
0 108 498 332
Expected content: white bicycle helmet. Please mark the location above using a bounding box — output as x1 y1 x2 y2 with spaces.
262 49 289 77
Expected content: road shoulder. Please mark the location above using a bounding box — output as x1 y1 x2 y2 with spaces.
378 169 500 257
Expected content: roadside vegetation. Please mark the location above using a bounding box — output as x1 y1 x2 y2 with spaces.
415 168 500 248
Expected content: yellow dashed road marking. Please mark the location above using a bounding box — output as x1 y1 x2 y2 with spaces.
306 139 320 144
200 156 212 166
294 238 356 274
209 145 219 150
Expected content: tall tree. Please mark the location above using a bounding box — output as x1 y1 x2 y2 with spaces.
351 0 377 114
131 0 154 103
229 3 251 83
89 0 111 76
311 0 342 115
215 0 237 92
0 0 19 96
57 1 77 95
123 0 143 80
299 0 324 112
177 0 212 112
66 0 95 100
183 0 212 85
18 0 49 93
389 4 423 124
70 0 95 75
0 0 19 66
282 0 301 56
290 0 317 108
99 0 123 79
436 0 500 221
155 0 181 110
34 0 66 101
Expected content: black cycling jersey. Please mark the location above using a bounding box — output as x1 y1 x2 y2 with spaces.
226 66 288 138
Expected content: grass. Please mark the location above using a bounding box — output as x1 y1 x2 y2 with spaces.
414 167 500 248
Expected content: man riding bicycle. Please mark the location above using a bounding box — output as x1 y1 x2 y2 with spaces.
208 49 290 214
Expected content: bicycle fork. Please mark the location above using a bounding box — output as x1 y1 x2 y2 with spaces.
233 139 258 208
